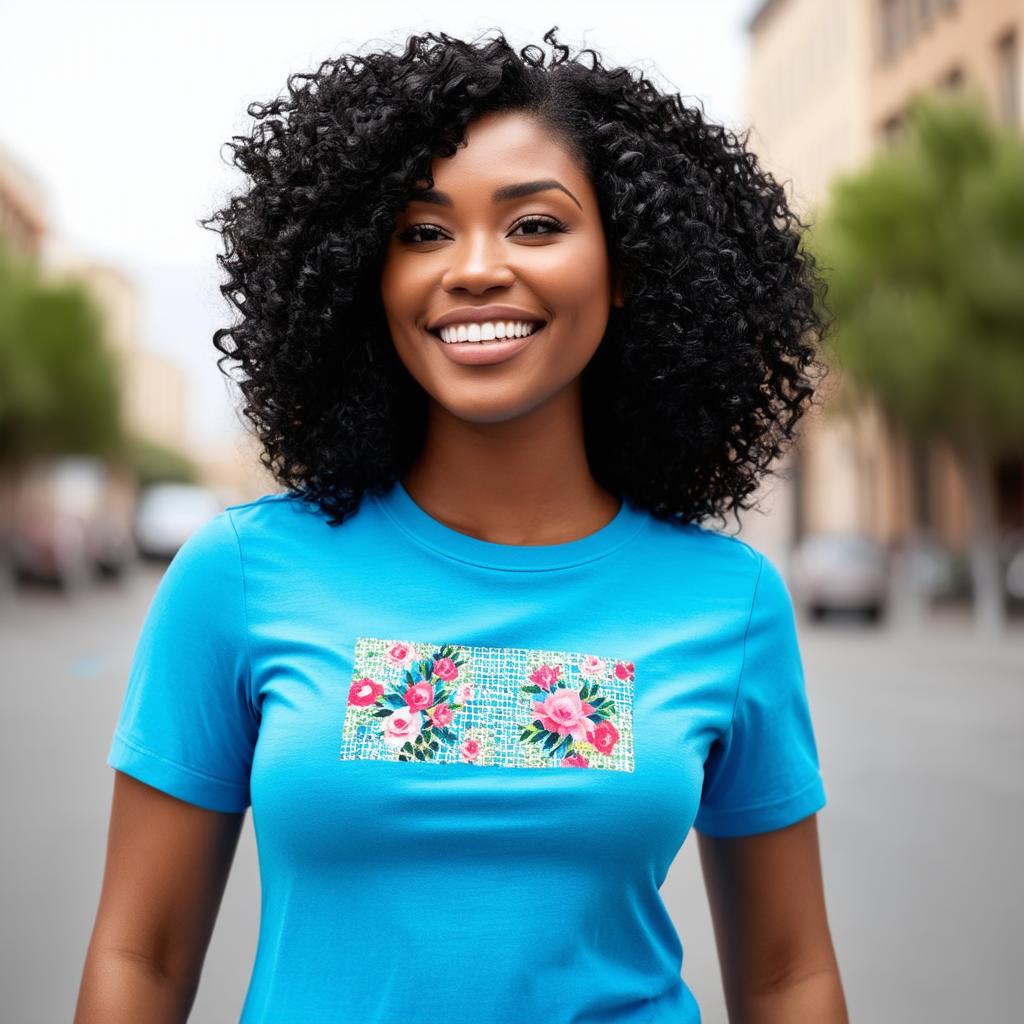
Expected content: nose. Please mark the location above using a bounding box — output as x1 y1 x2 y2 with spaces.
440 230 516 293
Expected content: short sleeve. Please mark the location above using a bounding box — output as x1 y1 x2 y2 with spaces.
693 551 827 837
107 509 257 813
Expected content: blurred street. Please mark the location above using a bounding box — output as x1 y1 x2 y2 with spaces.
1 566 1021 1023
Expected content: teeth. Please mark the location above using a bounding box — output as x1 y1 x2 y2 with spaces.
437 320 542 344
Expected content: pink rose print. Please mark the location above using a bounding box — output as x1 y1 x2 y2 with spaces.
460 738 481 763
529 663 562 690
591 719 620 755
349 642 469 762
433 656 459 682
534 690 596 744
429 703 454 727
403 681 436 711
348 677 384 706
386 642 416 667
518 649 629 767
383 709 422 748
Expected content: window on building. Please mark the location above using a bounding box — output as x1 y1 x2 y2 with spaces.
995 456 1024 531
880 0 905 63
881 111 905 147
996 30 1020 126
880 0 958 63
938 65 963 92
914 0 935 34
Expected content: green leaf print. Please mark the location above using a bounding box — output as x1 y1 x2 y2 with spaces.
543 731 563 751
555 735 575 758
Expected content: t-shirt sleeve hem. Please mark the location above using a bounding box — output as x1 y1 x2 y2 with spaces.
693 775 826 838
107 731 251 814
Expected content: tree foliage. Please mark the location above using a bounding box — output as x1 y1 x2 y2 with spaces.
809 94 1024 456
0 240 124 459
123 435 198 488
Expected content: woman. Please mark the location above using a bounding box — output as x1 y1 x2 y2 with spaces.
76 27 848 1023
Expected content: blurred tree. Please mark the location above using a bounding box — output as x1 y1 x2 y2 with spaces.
810 94 1024 635
0 243 49 442
0 239 124 461
123 434 199 488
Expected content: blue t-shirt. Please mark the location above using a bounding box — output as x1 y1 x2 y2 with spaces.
108 478 826 1023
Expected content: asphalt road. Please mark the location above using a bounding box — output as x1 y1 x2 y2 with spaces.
2 563 1022 1023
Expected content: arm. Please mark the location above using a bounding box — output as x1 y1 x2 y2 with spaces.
75 771 245 1023
697 813 848 1023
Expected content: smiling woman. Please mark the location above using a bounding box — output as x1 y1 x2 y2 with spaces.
77 25 847 1024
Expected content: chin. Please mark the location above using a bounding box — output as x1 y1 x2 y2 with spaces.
431 381 571 425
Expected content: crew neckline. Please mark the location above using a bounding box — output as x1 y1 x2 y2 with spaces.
371 478 648 571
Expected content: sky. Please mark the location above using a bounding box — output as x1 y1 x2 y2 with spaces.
4 0 760 448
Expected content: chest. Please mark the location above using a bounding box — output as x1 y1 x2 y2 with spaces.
244 585 745 878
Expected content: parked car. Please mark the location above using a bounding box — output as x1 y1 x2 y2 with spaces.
0 456 137 591
134 483 222 560
939 535 1024 607
789 531 890 622
902 534 958 604
999 531 1024 607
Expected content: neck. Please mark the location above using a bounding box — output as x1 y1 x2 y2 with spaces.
400 386 620 546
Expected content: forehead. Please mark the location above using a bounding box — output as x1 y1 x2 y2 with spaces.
417 111 589 195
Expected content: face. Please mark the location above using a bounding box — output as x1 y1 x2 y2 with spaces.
379 109 623 425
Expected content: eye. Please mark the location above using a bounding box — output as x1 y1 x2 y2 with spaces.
395 215 569 245
509 215 569 237
396 223 447 244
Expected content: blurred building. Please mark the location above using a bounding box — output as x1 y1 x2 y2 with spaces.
746 0 1024 556
0 143 278 508
1 143 192 474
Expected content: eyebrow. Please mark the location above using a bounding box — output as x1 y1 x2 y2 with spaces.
407 178 583 211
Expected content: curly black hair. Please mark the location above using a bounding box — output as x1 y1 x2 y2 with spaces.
201 26 832 531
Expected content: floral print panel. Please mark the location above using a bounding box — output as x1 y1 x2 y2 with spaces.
341 638 635 771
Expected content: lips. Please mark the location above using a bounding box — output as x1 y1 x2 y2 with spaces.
430 322 545 366
427 304 548 332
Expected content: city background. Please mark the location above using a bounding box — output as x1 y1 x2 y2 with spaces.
1 1 1022 1021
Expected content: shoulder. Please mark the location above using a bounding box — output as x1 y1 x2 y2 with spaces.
224 489 307 519
220 490 324 539
162 493 304 583
641 514 766 594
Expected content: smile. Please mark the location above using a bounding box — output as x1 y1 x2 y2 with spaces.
433 320 545 344
428 321 547 366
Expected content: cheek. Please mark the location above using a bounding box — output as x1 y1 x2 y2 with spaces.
531 240 610 315
542 247 613 348
380 248 428 312
379 258 430 348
